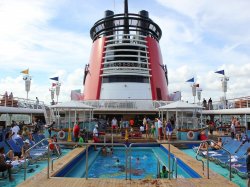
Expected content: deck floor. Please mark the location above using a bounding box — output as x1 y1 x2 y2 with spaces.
17 144 237 187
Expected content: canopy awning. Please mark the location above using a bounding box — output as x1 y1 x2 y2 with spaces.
50 101 94 110
158 101 203 111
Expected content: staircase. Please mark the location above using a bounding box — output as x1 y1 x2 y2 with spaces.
41 104 50 124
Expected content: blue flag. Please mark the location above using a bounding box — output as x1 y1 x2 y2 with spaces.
186 77 194 82
215 70 224 75
50 77 59 81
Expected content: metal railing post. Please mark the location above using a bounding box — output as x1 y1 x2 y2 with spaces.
125 145 128 180
175 157 177 179
51 143 60 171
229 149 232 181
47 144 50 179
111 128 114 148
86 145 89 179
157 159 160 178
130 145 132 180
168 142 171 179
206 141 209 179
24 154 27 181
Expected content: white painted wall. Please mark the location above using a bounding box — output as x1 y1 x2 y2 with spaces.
100 82 152 100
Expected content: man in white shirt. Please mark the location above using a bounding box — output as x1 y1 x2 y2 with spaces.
140 125 145 136
11 122 20 141
111 117 118 134
157 118 163 140
93 124 99 151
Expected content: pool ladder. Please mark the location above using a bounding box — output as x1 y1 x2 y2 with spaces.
195 140 232 181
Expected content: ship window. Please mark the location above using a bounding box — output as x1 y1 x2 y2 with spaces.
102 75 149 83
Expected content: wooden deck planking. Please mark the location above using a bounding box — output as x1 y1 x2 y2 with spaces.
18 144 237 187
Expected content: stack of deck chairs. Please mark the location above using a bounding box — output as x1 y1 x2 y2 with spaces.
0 134 48 178
194 136 249 179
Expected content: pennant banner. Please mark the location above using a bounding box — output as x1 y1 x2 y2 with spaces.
215 70 224 75
21 69 29 74
50 77 59 81
186 77 194 82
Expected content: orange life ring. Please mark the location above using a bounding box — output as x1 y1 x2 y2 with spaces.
58 130 65 140
187 131 195 140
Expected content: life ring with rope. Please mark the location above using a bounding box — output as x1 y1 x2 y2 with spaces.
58 130 66 140
187 131 195 140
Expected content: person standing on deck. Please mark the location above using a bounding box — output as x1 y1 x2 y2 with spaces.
166 120 173 142
111 117 118 134
73 123 80 142
231 121 236 139
157 118 163 140
143 116 147 128
35 97 39 109
93 124 99 151
154 118 158 139
208 98 212 110
202 98 207 109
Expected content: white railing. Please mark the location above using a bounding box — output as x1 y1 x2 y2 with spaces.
0 94 45 109
83 100 170 111
204 96 250 110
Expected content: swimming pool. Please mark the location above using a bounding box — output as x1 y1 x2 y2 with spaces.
182 149 247 187
55 145 201 179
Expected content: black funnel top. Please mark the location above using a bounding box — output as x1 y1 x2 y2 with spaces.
90 0 162 41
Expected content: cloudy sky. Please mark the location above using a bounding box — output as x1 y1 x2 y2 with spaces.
0 0 249 104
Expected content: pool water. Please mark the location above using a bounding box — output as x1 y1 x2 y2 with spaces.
88 148 159 179
182 149 247 187
0 149 71 187
61 146 200 179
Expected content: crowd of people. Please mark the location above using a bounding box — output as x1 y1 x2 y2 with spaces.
0 119 48 181
101 116 175 142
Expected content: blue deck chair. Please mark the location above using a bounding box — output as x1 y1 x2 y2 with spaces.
38 134 49 145
0 141 21 174
213 141 245 166
6 139 22 156
15 137 47 154
219 142 250 167
0 141 10 153
232 165 247 179
7 139 44 160
32 134 48 149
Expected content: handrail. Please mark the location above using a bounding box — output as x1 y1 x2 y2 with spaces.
195 139 232 181
24 138 50 181
47 142 128 180
195 142 206 175
195 140 210 178
51 143 61 171
174 157 177 179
